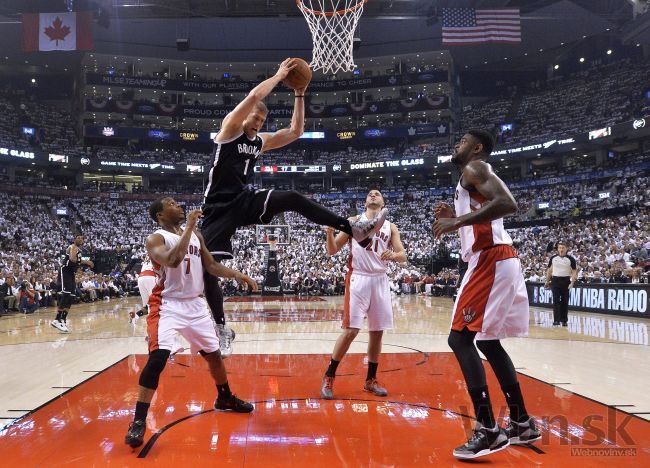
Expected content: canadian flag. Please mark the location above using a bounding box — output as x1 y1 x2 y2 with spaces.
22 12 94 52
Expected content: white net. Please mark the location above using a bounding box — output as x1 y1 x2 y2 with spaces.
297 0 367 75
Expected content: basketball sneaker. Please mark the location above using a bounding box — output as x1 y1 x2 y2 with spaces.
320 376 335 400
504 417 542 445
350 208 388 243
453 423 509 459
50 320 66 332
216 324 235 358
214 394 254 413
125 419 146 448
363 378 388 397
60 321 70 333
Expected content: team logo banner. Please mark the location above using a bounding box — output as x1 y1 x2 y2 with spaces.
527 282 649 318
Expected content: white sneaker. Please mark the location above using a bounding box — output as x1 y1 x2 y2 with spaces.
61 322 70 333
50 320 66 332
216 324 235 358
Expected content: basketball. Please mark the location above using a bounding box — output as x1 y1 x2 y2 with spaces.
283 58 312 90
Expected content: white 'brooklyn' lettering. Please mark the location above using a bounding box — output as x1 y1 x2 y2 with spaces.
238 143 260 157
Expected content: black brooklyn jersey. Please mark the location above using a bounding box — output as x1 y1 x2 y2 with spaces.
60 245 81 273
203 132 263 204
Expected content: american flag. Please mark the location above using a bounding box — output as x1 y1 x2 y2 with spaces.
442 8 521 44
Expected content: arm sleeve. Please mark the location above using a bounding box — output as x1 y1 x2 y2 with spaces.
547 255 555 268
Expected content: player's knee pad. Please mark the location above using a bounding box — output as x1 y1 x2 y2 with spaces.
139 349 170 389
475 339 504 359
447 328 475 353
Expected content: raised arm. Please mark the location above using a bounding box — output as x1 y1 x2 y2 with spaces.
324 222 352 256
381 223 407 263
217 59 297 141
261 85 306 152
146 210 202 268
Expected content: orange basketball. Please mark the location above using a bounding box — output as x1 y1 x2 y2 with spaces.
283 58 312 90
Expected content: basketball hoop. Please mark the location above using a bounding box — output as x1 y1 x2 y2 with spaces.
296 0 367 74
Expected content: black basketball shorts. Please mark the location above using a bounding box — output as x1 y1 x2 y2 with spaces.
201 188 274 259
60 269 76 294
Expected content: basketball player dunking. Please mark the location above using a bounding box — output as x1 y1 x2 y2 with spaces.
51 235 93 333
125 197 258 448
320 190 406 399
201 58 386 354
433 130 540 459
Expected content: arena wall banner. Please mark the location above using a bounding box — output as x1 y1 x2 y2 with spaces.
86 95 449 119
84 122 448 143
509 162 650 189
527 282 649 318
85 71 448 93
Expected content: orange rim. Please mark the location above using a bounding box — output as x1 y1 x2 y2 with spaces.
296 0 367 17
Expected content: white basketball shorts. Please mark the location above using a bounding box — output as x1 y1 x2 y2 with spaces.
343 272 393 331
147 296 219 354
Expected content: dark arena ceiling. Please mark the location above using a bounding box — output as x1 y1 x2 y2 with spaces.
0 1 646 72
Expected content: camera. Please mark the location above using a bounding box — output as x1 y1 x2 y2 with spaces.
19 282 29 291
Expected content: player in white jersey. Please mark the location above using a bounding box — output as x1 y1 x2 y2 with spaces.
125 197 258 449
433 130 540 460
319 190 406 400
130 255 185 356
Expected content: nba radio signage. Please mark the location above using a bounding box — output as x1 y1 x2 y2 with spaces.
528 283 649 318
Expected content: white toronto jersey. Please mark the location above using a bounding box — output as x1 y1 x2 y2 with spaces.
348 214 392 275
454 178 512 262
151 229 204 299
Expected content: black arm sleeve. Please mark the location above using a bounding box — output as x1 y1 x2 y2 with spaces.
547 255 556 268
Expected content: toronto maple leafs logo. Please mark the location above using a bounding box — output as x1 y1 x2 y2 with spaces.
369 104 378 112
408 127 416 136
388 76 397 85
44 17 70 46
462 307 476 323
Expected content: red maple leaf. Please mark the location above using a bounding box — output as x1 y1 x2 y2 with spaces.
44 16 71 46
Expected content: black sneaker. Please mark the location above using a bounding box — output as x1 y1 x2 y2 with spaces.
214 394 254 413
452 424 509 459
125 419 146 448
552 322 560 326
505 417 542 445
561 322 568 327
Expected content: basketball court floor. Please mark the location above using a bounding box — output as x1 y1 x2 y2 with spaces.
0 295 648 465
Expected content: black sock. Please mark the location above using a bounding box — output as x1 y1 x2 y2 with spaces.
55 311 63 321
217 382 232 400
366 361 378 381
134 401 150 421
266 190 354 236
502 383 529 423
325 358 340 378
468 386 496 428
62 310 68 322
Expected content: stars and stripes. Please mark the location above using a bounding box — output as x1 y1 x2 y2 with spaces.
442 8 521 44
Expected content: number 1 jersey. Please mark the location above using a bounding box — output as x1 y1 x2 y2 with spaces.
203 132 263 204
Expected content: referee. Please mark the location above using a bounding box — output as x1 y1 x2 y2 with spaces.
545 241 577 327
